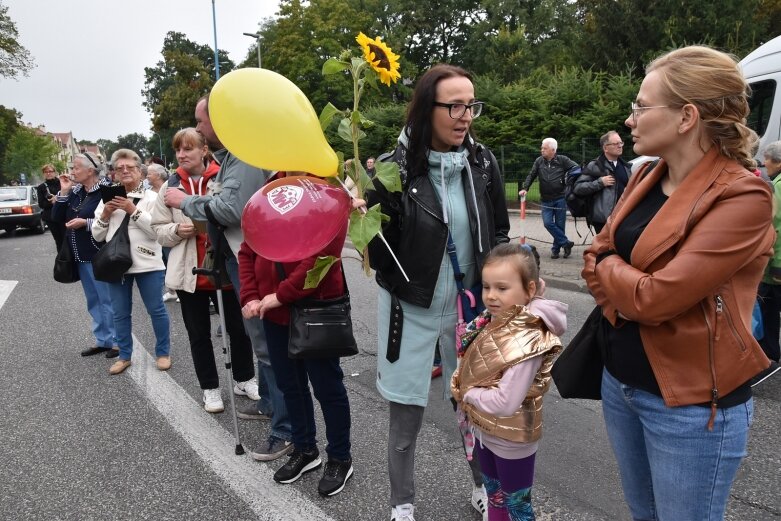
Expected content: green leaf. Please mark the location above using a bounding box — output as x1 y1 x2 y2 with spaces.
359 113 375 129
348 203 384 252
337 117 353 143
351 56 365 72
322 58 349 76
303 256 340 289
374 161 402 192
319 102 343 131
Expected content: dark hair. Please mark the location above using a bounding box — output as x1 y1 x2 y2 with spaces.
404 64 476 178
197 93 210 115
484 243 541 294
149 156 165 166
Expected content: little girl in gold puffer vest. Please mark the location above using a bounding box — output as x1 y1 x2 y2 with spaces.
452 243 567 521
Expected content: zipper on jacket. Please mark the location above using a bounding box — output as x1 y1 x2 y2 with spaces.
715 294 747 352
701 301 719 431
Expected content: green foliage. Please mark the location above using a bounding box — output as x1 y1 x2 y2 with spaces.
142 31 235 162
0 2 35 79
0 104 21 182
3 127 59 180
303 256 340 289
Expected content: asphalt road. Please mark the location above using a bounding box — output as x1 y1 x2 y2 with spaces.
0 229 778 520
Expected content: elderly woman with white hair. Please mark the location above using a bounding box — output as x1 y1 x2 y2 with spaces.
92 148 171 375
146 163 169 193
52 152 116 357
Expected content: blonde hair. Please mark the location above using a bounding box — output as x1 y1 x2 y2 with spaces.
647 46 757 170
172 127 207 151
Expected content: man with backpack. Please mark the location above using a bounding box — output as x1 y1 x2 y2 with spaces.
573 131 632 234
520 137 578 259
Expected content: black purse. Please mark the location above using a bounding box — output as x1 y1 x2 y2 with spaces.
92 214 133 283
551 305 605 400
53 236 79 283
278 262 358 359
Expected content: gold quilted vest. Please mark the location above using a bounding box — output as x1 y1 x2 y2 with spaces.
451 305 562 443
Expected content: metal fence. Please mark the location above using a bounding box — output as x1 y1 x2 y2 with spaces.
496 137 604 203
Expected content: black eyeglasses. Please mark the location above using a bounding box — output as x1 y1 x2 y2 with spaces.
433 101 484 119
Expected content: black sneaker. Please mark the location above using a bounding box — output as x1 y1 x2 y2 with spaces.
273 448 322 484
563 241 575 258
750 360 780 387
551 251 560 259
317 457 354 496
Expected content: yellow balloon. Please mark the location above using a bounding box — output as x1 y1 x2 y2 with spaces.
209 68 338 177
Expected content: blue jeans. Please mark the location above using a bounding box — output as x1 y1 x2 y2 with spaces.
108 270 170 361
264 320 352 461
601 369 752 521
77 262 115 348
226 255 291 442
541 197 570 252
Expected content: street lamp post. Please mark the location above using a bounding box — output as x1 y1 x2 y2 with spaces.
211 0 221 80
242 32 262 68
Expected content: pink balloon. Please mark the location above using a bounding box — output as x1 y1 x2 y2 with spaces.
242 176 350 262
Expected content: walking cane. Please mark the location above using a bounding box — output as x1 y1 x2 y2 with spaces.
192 205 245 456
519 192 527 245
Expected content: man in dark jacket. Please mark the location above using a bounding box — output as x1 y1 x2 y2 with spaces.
36 164 66 251
573 131 632 234
520 138 578 258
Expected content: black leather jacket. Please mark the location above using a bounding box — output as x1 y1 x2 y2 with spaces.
367 142 510 307
573 154 632 225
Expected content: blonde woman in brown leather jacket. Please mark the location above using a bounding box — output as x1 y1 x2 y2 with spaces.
582 46 774 521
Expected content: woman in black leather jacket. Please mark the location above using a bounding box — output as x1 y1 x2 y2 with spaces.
367 63 509 521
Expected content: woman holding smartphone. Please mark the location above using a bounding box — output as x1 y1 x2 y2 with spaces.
92 148 170 375
52 153 115 357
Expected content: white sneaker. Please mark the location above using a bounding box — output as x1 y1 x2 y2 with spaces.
390 503 415 521
471 485 487 521
234 377 260 401
203 389 224 413
162 291 177 302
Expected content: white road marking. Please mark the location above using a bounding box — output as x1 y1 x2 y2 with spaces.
0 280 18 311
129 335 335 521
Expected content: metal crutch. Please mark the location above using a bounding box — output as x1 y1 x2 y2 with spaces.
192 205 245 456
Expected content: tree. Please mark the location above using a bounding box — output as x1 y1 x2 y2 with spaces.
3 127 59 182
0 104 21 176
116 133 149 159
142 31 235 142
576 0 774 73
0 1 35 80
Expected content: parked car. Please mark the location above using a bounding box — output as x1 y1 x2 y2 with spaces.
0 185 45 235
740 35 781 166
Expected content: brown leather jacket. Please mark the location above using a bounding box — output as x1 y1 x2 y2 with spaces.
451 306 561 442
583 148 774 418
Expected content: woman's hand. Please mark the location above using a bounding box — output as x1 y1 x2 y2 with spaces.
242 299 262 319
112 196 136 215
65 218 87 230
58 174 73 195
257 293 282 318
176 223 196 239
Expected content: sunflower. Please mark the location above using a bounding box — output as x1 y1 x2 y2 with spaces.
356 32 401 86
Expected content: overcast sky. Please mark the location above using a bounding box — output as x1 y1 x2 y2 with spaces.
0 0 281 142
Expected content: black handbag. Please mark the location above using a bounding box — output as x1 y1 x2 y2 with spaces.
278 263 358 359
92 214 133 283
53 236 79 283
551 305 605 400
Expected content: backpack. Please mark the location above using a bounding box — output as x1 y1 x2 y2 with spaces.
564 166 588 218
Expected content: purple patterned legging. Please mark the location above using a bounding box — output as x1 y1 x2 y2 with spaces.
475 443 536 521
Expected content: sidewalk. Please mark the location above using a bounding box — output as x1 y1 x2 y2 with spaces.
508 207 592 293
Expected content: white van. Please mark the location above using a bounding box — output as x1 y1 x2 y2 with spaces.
740 35 781 163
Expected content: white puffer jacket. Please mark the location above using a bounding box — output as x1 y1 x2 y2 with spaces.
91 188 164 274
